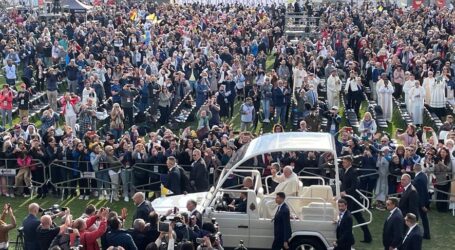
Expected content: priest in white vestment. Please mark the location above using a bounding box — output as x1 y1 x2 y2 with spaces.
429 76 447 117
376 73 391 109
326 69 342 109
402 73 416 112
293 63 307 90
422 72 435 105
378 81 394 122
409 81 425 126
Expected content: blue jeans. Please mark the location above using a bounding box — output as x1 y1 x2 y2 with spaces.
262 99 271 120
5 78 16 86
189 80 196 94
1 109 12 128
139 102 148 113
121 168 133 198
96 170 111 192
275 106 286 125
111 129 123 142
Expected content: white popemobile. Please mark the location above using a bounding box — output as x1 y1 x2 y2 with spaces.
152 132 372 250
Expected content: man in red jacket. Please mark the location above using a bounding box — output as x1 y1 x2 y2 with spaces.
72 207 108 250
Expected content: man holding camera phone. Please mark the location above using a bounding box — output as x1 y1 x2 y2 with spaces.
36 207 72 250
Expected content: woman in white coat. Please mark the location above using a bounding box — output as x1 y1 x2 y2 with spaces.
326 69 341 109
409 81 425 126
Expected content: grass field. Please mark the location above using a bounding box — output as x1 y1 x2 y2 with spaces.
2 196 455 250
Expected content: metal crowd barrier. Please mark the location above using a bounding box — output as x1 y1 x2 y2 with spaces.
2 157 455 210
0 158 47 197
48 160 122 202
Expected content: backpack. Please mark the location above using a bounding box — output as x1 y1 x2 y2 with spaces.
178 166 193 193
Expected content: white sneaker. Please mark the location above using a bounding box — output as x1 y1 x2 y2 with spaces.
23 194 30 198
4 193 9 197
84 195 89 200
113 197 120 202
124 196 129 202
98 194 105 201
79 195 84 200
263 118 270 123
9 193 14 198
93 191 99 197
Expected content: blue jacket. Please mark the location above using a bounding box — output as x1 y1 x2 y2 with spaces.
111 84 122 103
196 83 209 108
66 65 79 81
105 230 138 250
372 68 384 82
272 87 286 107
413 172 430 207
23 214 41 250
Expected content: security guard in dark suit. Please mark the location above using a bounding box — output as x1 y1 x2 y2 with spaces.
340 156 372 243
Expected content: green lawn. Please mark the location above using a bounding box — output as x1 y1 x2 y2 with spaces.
2 196 454 249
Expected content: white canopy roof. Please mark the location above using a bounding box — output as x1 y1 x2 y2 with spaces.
226 132 337 169
217 132 341 197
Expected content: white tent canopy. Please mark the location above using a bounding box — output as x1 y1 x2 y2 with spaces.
61 0 93 13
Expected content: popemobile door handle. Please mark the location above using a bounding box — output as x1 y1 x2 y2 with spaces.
238 225 249 228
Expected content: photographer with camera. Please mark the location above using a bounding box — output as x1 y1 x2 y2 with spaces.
0 203 16 250
154 220 175 250
37 207 72 250
196 234 224 250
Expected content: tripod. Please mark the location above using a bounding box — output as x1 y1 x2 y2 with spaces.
15 227 24 250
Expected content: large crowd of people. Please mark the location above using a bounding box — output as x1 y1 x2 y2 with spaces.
0 192 224 250
0 0 455 249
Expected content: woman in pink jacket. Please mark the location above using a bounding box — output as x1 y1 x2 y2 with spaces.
14 149 33 197
0 85 15 128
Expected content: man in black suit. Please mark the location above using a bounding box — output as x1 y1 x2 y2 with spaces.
228 190 248 213
412 164 431 239
164 156 182 195
340 156 372 243
272 192 291 250
398 174 420 224
132 192 154 224
22 203 41 250
399 213 422 250
333 198 355 250
186 199 203 228
383 197 404 250
190 149 209 192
